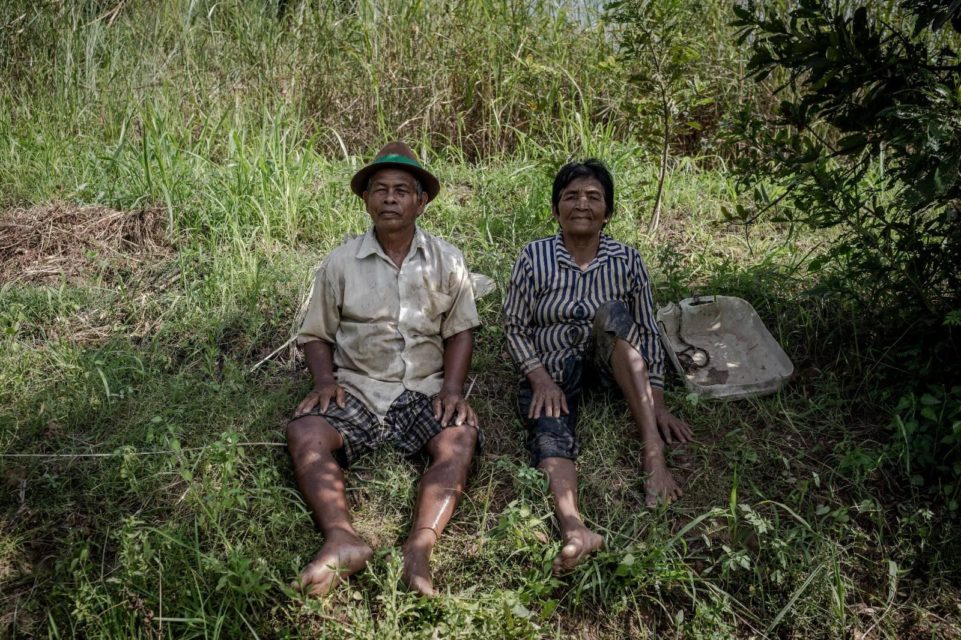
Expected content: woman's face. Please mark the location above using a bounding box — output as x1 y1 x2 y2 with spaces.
552 176 609 238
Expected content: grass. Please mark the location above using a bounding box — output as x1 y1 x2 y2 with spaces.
4 155 957 638
2 1 960 638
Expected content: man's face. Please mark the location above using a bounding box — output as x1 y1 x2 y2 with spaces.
363 168 427 235
552 176 609 237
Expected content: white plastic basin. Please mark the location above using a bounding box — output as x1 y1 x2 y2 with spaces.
656 295 794 400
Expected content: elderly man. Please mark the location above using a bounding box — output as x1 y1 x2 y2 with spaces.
286 142 480 597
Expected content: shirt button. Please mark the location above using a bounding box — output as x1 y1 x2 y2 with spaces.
573 305 588 320
567 326 581 343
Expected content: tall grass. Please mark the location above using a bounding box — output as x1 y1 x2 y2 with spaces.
1 0 634 164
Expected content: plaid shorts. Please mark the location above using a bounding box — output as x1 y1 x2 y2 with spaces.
516 300 639 467
290 389 472 467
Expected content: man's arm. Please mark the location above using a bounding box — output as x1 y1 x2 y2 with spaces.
433 329 477 427
294 258 347 416
295 340 346 415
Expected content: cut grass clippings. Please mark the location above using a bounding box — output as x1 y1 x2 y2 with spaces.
0 202 172 284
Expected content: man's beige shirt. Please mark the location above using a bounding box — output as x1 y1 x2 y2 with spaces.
297 227 480 420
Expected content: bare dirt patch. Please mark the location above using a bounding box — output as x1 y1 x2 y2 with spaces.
0 202 173 284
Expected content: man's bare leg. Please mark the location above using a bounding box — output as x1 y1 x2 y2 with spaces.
401 425 477 596
609 338 683 506
286 416 373 596
539 456 605 575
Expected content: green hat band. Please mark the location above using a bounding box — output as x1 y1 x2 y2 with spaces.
373 154 423 169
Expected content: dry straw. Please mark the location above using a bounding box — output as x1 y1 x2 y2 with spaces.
0 202 171 284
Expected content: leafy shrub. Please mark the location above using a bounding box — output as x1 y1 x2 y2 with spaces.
728 0 961 339
890 386 961 513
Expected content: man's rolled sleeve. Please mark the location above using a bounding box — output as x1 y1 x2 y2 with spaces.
296 260 341 346
440 260 481 339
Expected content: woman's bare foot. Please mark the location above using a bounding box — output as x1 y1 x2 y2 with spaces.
644 463 683 507
293 530 373 597
401 529 436 597
553 524 604 575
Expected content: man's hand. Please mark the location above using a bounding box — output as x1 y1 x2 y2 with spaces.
654 406 694 445
433 387 477 427
527 369 569 420
296 379 346 416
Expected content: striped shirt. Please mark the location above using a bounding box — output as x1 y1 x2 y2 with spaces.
503 232 665 389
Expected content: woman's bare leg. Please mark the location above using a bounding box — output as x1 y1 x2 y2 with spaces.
609 338 683 506
539 456 604 574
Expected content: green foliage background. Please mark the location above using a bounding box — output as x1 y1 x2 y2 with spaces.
0 0 959 638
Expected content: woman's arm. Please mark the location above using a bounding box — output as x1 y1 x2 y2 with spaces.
629 251 693 442
503 250 543 375
503 249 568 418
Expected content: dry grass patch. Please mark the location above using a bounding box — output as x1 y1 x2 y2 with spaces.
0 202 172 284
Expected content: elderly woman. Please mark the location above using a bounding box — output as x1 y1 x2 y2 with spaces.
503 159 693 574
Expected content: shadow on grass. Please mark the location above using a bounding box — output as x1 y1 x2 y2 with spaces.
2 257 959 639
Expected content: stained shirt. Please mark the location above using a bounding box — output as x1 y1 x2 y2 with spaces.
297 227 480 420
503 232 665 389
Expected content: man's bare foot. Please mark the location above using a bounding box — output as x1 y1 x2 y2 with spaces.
553 524 604 575
644 464 683 507
401 529 436 597
293 530 373 597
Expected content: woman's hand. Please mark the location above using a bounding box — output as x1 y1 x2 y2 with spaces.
527 367 569 419
654 406 694 444
296 379 346 415
651 387 693 444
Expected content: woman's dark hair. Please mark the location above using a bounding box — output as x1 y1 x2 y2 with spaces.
551 159 615 218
